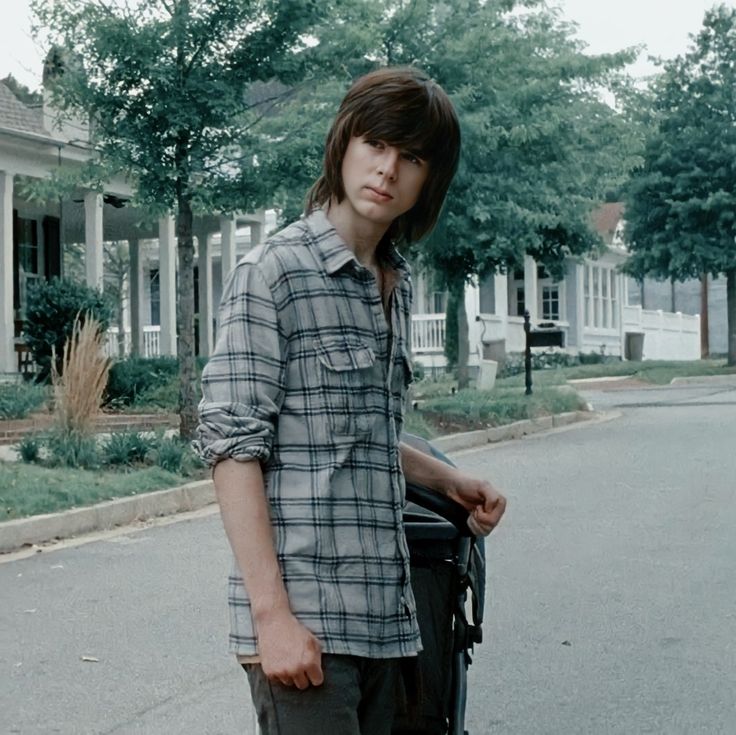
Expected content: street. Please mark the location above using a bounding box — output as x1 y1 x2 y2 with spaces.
2 380 735 734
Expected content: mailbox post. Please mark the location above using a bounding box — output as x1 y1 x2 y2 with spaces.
523 310 566 395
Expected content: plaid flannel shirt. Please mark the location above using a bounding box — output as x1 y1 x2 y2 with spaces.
195 208 421 659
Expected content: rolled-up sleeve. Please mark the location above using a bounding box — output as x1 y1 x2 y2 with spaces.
195 260 286 467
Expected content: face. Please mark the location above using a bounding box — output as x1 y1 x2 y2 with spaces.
337 136 429 232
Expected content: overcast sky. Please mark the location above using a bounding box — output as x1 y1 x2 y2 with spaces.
1 0 735 90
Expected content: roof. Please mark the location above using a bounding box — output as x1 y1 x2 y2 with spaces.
0 81 46 135
591 202 625 245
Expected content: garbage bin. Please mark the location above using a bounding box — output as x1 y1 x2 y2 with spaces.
625 332 645 361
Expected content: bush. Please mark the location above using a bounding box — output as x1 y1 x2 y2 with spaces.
101 431 152 466
16 433 42 463
45 429 100 469
152 437 201 476
0 382 47 419
24 278 113 382
497 351 578 378
106 356 179 406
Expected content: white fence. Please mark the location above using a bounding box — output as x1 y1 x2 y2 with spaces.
623 306 701 360
411 314 446 353
104 326 162 359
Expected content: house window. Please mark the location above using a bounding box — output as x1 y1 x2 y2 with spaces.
149 269 160 326
542 285 560 321
478 276 495 314
516 288 525 317
585 265 618 330
15 217 40 318
430 291 447 314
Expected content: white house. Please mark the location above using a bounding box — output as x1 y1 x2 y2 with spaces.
409 203 702 372
0 75 265 377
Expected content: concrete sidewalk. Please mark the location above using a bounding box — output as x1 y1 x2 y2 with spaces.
0 410 597 554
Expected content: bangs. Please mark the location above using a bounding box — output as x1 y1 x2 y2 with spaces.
349 99 447 161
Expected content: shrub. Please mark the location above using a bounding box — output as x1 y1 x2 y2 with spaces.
101 431 152 466
106 356 179 406
152 437 201 476
45 429 100 469
0 382 47 419
24 278 113 382
16 433 42 463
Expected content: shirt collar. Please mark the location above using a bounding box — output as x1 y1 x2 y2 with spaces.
303 208 410 277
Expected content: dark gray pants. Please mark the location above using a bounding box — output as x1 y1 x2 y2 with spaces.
244 655 402 735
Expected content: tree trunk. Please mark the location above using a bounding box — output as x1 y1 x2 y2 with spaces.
700 273 709 359
456 285 470 390
177 195 198 439
727 268 736 367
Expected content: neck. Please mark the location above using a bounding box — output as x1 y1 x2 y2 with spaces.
325 198 389 267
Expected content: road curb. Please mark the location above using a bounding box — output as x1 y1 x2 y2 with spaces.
0 479 214 554
0 411 597 554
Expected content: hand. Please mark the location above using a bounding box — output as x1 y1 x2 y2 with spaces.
449 475 506 536
256 610 324 689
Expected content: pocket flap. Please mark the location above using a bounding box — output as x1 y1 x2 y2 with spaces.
315 338 375 372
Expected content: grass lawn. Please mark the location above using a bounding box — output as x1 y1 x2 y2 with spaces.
0 463 197 521
411 384 587 437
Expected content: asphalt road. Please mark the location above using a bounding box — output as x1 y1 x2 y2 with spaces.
2 379 735 734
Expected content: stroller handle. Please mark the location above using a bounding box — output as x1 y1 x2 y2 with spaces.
405 482 473 537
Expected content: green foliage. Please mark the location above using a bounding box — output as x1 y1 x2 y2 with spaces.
623 5 736 364
152 437 202 476
1 74 43 105
444 290 459 371
16 434 42 463
100 431 152 466
624 5 736 282
24 278 112 382
0 382 48 419
45 428 100 470
106 356 179 406
421 385 585 430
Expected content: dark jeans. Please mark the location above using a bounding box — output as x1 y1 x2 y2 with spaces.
244 655 402 735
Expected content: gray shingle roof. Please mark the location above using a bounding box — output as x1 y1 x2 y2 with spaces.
0 82 46 135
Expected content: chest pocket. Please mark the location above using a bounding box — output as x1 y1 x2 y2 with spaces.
315 337 377 437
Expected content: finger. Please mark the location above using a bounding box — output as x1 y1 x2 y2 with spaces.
292 671 309 690
306 656 324 687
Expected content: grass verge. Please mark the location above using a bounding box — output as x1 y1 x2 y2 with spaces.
416 385 586 436
0 462 197 521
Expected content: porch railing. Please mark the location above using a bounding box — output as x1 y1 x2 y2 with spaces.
411 314 446 353
104 326 162 359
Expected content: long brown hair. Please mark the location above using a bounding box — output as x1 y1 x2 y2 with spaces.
305 67 461 244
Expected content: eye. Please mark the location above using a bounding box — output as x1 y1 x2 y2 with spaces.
364 138 384 149
402 151 424 166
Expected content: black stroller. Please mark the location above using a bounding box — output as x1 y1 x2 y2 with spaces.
394 433 486 735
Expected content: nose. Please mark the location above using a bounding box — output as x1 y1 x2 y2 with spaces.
376 148 400 181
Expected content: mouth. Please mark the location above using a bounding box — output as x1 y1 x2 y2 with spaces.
365 186 393 201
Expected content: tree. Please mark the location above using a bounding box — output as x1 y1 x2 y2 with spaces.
624 4 736 365
260 0 639 385
1 74 43 106
32 0 332 437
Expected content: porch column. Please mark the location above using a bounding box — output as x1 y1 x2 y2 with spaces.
220 216 236 285
197 232 214 357
565 261 584 349
158 216 177 356
129 238 144 356
0 171 14 373
84 192 104 290
523 254 538 324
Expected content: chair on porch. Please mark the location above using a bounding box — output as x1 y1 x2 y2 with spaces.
13 319 38 378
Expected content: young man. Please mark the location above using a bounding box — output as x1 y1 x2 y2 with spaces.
196 67 506 734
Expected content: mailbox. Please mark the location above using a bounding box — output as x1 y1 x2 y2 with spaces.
523 312 566 395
